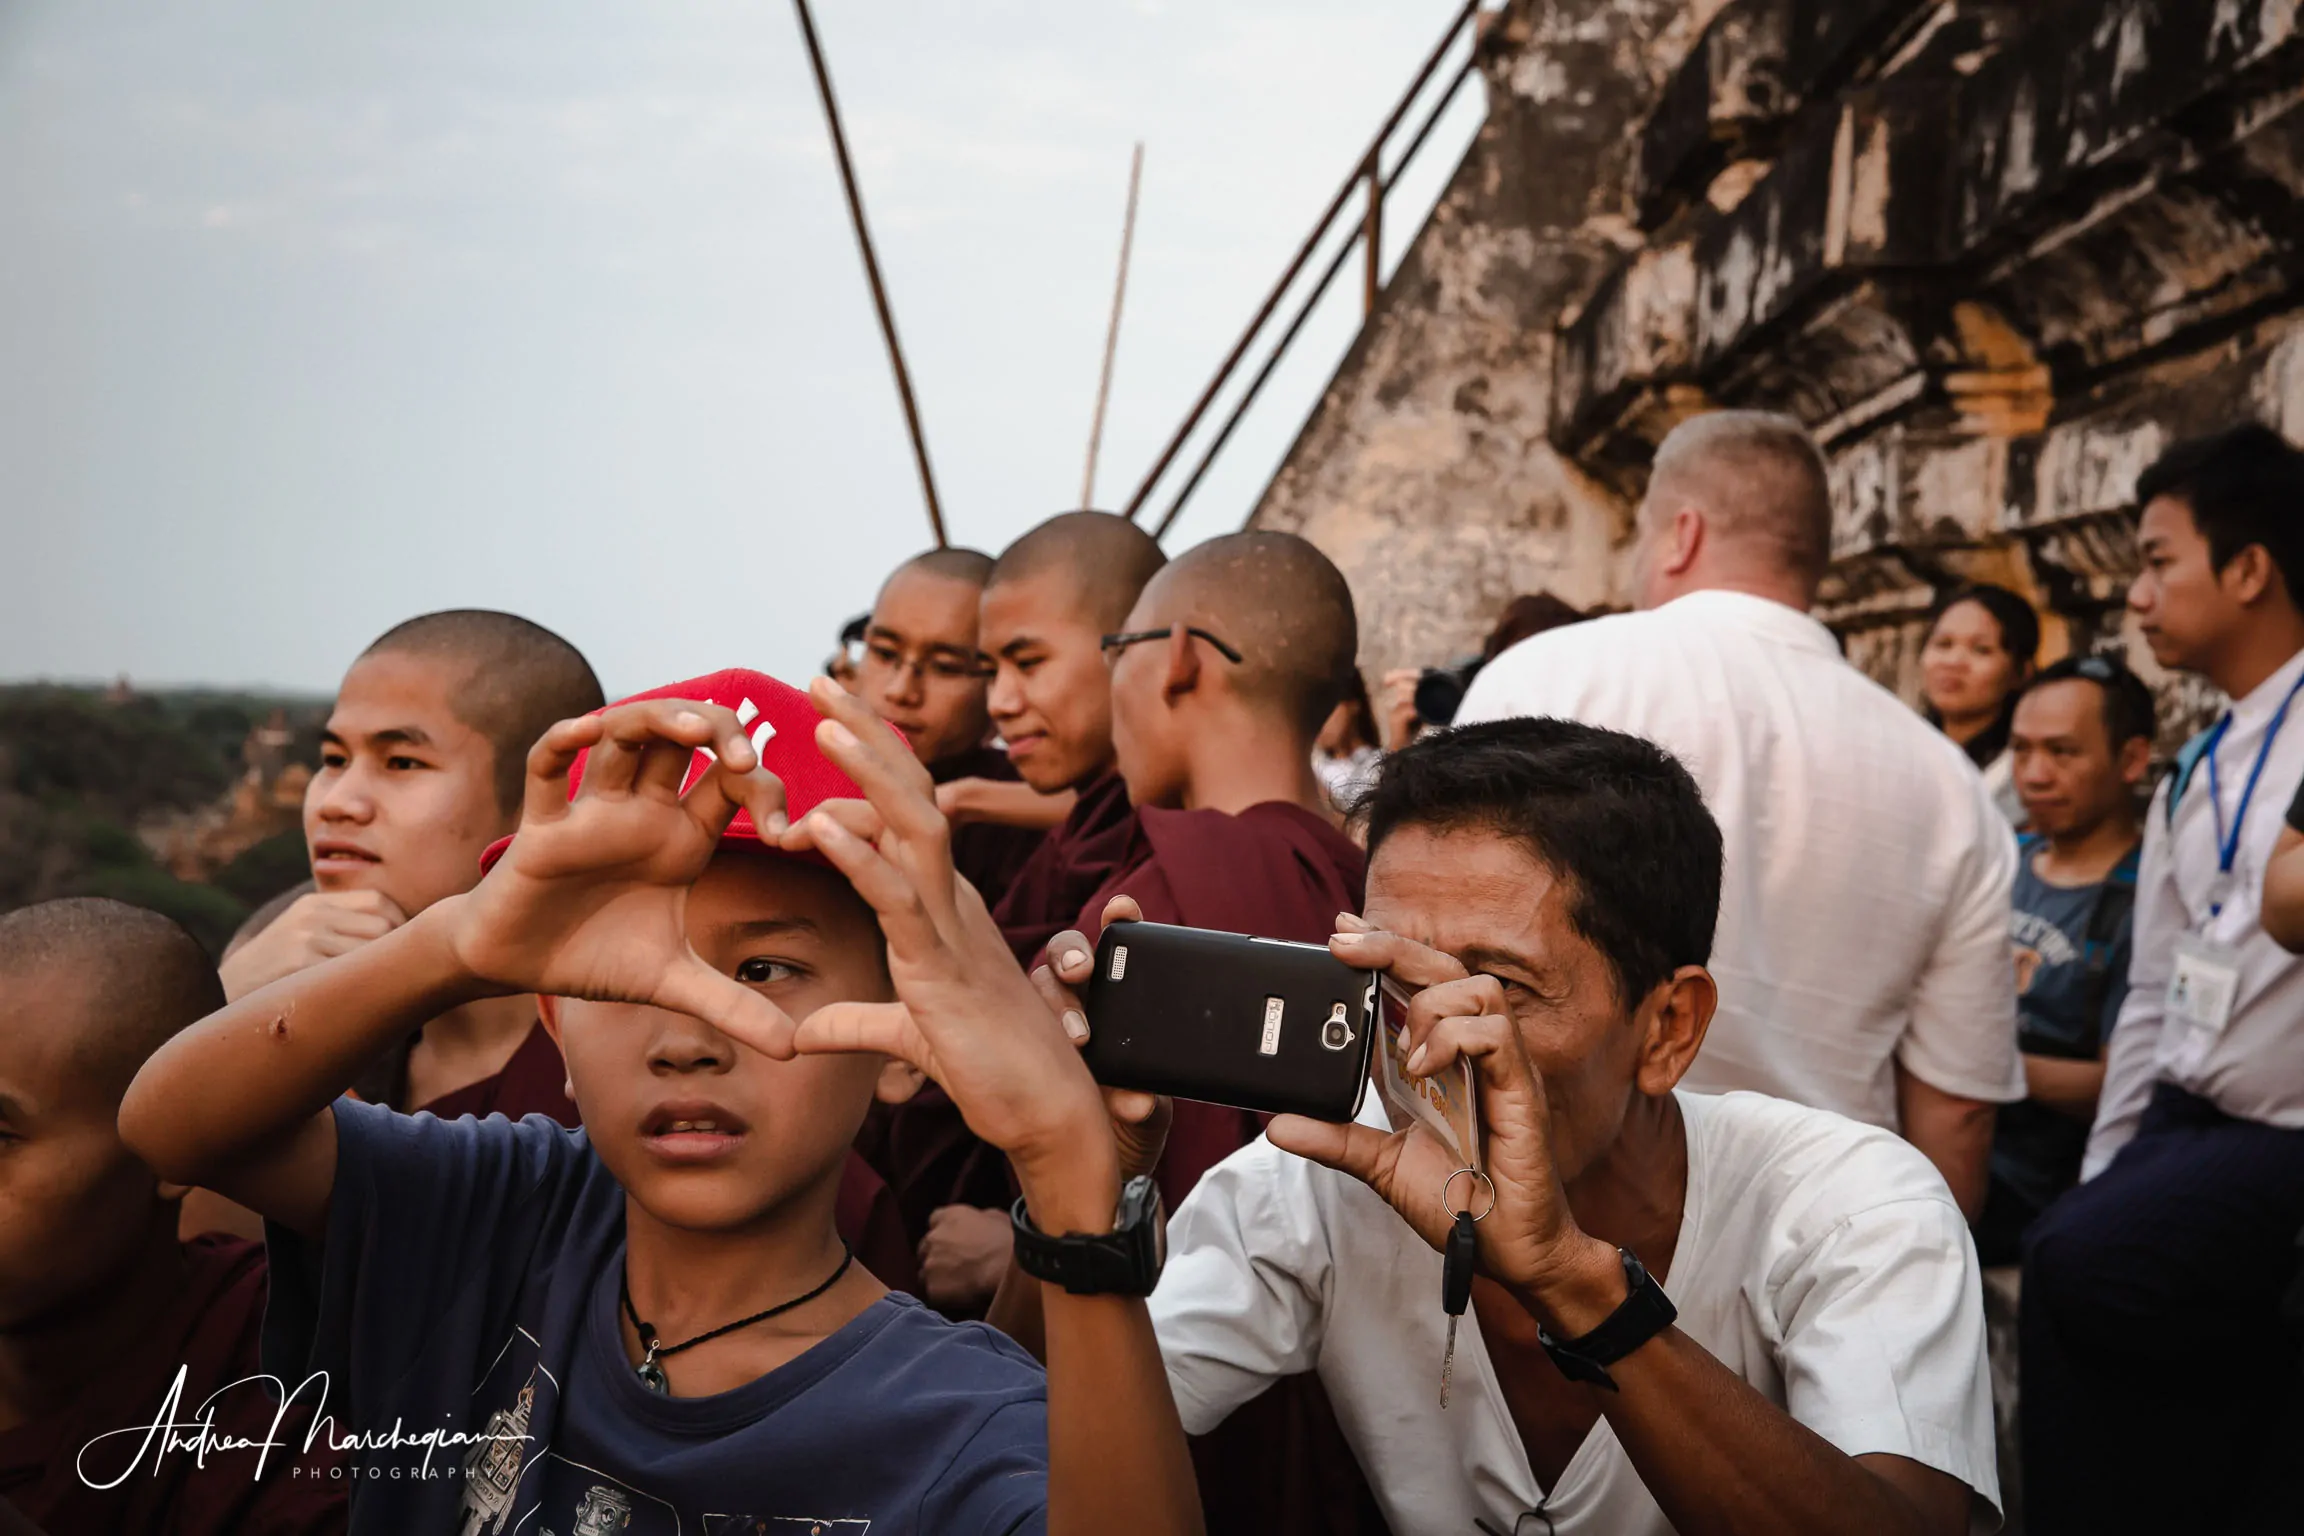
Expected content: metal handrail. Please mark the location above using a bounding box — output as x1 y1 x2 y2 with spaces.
1123 0 1486 537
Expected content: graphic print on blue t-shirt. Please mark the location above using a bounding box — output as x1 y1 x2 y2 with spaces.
264 1099 1050 1536
1991 843 2139 1216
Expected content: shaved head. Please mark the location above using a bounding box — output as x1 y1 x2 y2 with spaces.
1136 531 1359 735
988 512 1168 631
883 546 995 595
0 898 222 1097
362 609 605 816
1643 411 1833 588
864 547 999 766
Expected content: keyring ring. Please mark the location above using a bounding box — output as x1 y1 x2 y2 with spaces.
1443 1167 1495 1222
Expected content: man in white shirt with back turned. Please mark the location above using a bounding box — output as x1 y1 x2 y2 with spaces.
1457 411 2022 1214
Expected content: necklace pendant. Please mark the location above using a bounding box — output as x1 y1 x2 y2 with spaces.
636 1350 668 1396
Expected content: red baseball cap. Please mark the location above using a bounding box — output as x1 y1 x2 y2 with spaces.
478 668 896 874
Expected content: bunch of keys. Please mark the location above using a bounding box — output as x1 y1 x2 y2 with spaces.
1439 1166 1494 1409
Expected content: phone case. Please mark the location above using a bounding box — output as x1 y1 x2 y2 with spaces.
1082 919 1375 1122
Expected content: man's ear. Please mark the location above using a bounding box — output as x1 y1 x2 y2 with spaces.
1664 505 1706 578
874 1055 928 1104
1635 964 1716 1096
2225 543 2278 608
1160 623 1203 706
2117 733 2153 788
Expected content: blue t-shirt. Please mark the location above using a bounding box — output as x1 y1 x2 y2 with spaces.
1991 841 2138 1214
263 1098 1049 1535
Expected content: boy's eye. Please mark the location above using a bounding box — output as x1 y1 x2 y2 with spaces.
320 749 348 768
735 958 797 985
385 756 426 771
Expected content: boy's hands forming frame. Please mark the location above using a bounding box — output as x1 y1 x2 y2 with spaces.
450 698 796 1044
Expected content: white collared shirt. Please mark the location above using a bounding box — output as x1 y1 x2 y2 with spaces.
1457 590 2025 1128
1148 1092 2001 1535
2085 645 2304 1175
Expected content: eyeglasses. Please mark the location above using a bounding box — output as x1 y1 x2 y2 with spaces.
1099 627 1244 664
2074 655 2119 683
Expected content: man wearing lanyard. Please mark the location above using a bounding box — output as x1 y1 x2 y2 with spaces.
2021 424 2304 1535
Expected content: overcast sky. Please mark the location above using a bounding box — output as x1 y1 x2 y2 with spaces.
0 1 1479 696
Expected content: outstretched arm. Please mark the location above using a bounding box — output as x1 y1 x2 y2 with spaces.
121 700 788 1239
781 681 1201 1536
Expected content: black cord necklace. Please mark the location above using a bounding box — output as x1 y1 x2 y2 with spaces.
619 1243 854 1395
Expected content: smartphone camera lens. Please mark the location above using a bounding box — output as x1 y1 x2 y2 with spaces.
1320 1002 1354 1051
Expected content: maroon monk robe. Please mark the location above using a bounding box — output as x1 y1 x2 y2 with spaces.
852 770 1143 1291
928 745 1048 911
412 1021 577 1126
415 1027 920 1296
1070 799 1390 1536
0 1237 345 1536
989 771 1137 966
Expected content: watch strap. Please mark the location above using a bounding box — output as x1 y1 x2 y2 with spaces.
1537 1246 1676 1391
1008 1176 1165 1297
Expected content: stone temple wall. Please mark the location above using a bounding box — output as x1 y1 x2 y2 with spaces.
1255 0 2304 745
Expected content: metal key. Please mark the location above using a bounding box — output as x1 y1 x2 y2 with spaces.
1441 1207 1477 1407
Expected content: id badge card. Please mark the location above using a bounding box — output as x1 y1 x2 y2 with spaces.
1372 975 1482 1170
2167 931 2243 1040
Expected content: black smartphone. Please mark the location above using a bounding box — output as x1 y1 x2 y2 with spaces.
1081 919 1376 1122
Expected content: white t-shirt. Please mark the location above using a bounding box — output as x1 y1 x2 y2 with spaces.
1150 1091 2000 1535
1457 590 2025 1127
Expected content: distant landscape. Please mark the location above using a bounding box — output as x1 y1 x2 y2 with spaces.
0 683 328 956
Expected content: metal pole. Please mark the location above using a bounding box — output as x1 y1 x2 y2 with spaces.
1119 0 1477 522
1148 52 1478 541
1361 161 1383 314
791 0 948 548
1082 143 1144 510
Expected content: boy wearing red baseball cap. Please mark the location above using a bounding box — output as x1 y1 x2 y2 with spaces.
120 670 1199 1535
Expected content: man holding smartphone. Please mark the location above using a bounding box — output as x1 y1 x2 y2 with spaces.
1019 717 1997 1534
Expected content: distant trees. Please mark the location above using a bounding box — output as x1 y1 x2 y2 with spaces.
0 686 325 956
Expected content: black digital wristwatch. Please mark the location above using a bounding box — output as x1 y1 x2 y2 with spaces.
1009 1175 1167 1296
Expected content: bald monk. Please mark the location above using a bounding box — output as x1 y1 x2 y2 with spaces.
856 547 1053 906
980 511 1170 958
0 899 345 1536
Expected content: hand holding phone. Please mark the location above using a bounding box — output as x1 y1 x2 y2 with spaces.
1034 899 1171 1183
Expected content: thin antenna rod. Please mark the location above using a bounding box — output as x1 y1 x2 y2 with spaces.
1081 143 1144 510
791 0 947 547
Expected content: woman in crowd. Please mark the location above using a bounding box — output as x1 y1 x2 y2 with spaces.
1921 583 2040 823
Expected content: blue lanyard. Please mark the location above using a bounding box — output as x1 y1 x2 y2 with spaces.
2203 668 2304 892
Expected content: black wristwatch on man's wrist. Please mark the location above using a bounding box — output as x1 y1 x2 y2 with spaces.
1536 1245 1677 1391
1009 1175 1167 1296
